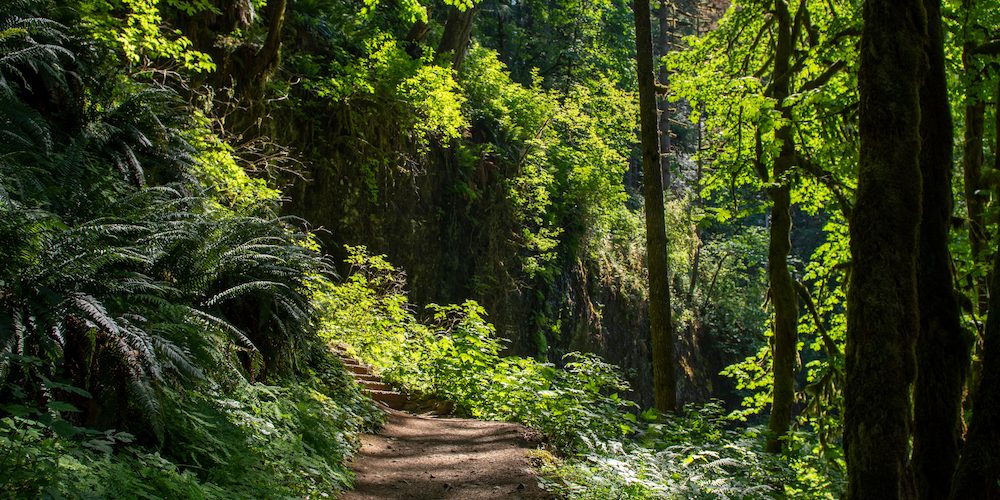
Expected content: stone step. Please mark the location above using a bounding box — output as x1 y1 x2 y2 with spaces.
339 357 362 367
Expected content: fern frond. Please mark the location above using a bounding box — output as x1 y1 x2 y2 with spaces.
184 306 259 353
204 280 287 306
69 293 120 336
152 334 204 380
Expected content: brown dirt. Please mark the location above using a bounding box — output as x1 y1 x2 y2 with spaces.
340 409 553 499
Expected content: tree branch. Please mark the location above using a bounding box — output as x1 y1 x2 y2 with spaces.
799 60 848 93
972 39 1000 55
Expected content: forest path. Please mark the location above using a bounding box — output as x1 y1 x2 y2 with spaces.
340 408 552 499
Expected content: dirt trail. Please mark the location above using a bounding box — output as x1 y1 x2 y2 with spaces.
341 409 552 499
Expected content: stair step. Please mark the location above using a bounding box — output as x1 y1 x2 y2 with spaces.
334 349 409 410
360 379 392 392
365 389 407 409
345 363 371 375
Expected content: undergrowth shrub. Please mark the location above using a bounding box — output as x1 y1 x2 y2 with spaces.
1 347 382 498
1 3 383 496
540 403 843 498
317 246 636 450
319 247 845 498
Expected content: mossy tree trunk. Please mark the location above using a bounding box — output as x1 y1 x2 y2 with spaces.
951 243 1000 498
634 0 677 412
844 0 925 495
438 6 478 71
911 0 970 497
961 0 989 314
763 0 799 454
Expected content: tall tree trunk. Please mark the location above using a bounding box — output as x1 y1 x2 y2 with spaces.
844 0 925 495
964 90 987 311
657 0 672 188
951 243 1000 498
764 0 799 454
634 0 677 412
438 6 478 71
962 0 988 314
250 0 287 78
911 0 969 497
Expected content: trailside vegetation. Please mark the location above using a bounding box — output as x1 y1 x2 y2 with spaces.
0 1 381 496
1 0 999 496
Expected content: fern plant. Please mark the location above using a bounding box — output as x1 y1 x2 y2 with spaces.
0 0 333 443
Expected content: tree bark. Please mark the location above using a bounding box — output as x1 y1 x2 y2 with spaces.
764 0 799 454
844 0 925 495
961 0 990 316
911 0 969 497
250 0 287 78
963 83 987 312
951 243 1000 499
438 6 478 71
657 0 672 188
405 19 430 58
634 0 677 412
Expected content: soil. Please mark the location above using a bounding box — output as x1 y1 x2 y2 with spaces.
340 408 553 499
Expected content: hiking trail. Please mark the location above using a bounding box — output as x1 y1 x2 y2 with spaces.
336 352 552 499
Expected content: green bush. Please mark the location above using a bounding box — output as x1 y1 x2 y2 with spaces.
319 248 845 498
541 403 843 499
0 3 383 496
0 351 383 498
318 247 636 451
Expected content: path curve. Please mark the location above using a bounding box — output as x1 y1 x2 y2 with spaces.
341 409 552 499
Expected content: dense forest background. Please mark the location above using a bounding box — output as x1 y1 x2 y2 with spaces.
1 0 999 496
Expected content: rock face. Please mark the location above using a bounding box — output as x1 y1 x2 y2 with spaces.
289 148 660 406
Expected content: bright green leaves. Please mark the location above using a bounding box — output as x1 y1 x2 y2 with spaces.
317 248 638 451
443 0 477 10
186 112 282 213
668 0 860 456
460 46 640 280
76 0 215 72
359 0 428 23
161 0 217 16
480 0 634 89
668 0 860 208
398 64 469 144
300 35 468 148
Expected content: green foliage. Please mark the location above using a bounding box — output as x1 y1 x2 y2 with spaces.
540 403 844 499
185 112 282 213
461 46 642 281
474 0 636 89
297 34 467 146
0 351 382 498
73 0 215 72
318 247 637 451
1 3 382 497
0 414 224 498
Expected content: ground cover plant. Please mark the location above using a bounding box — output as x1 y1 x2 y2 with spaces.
320 248 844 497
2 0 999 495
0 2 382 496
